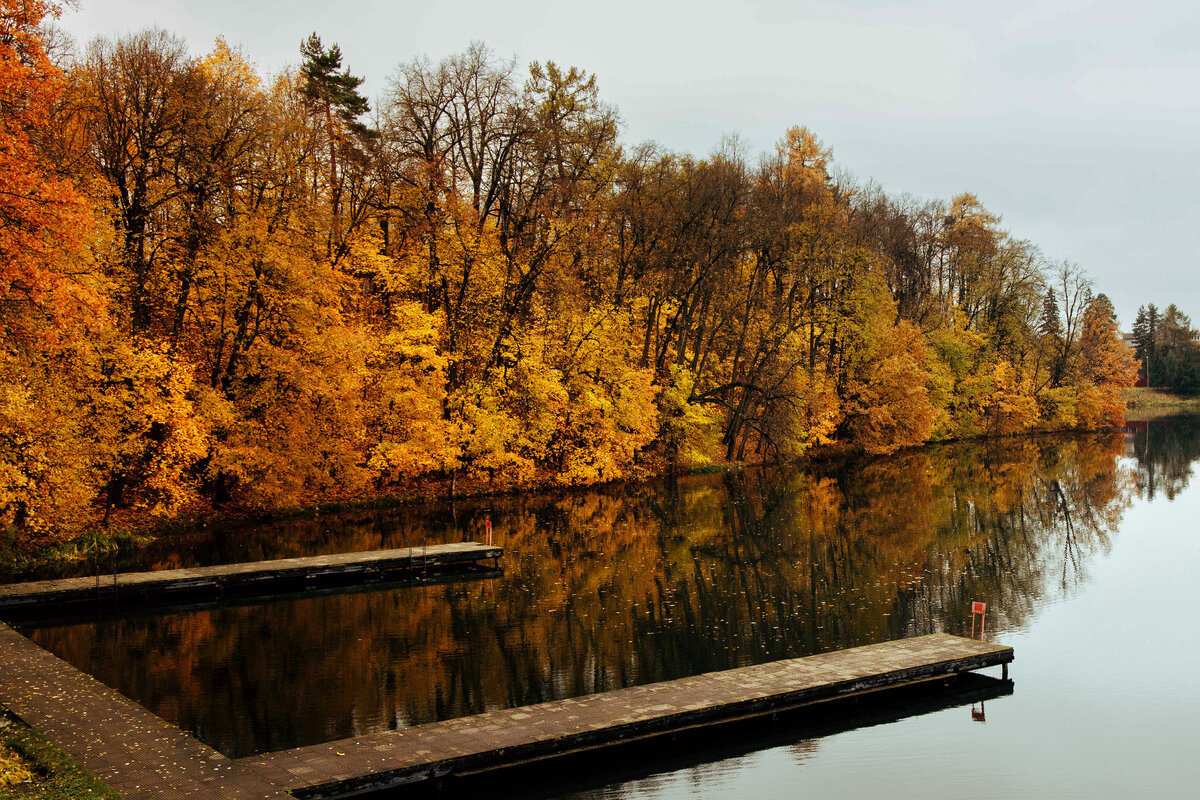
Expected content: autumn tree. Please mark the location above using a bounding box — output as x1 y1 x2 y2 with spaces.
1073 293 1137 424
69 30 198 333
1 8 206 538
0 0 91 314
3 22 1146 539
0 0 96 537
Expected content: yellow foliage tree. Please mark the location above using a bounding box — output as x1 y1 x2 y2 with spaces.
842 319 935 455
984 361 1038 436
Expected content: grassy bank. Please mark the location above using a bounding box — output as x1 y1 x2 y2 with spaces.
1122 387 1200 409
0 527 159 578
0 713 117 800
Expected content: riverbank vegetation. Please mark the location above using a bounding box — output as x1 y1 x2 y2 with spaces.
0 2 1136 544
1124 388 1200 411
0 712 118 800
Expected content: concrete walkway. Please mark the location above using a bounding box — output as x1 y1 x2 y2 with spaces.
0 614 1010 800
242 633 1013 799
0 542 501 610
0 622 291 799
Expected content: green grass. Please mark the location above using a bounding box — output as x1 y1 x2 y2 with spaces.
0 527 154 577
0 716 118 800
1122 387 1200 408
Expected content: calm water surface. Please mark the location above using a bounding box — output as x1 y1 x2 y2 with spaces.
11 417 1200 797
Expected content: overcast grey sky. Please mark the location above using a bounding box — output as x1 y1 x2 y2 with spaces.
55 0 1200 328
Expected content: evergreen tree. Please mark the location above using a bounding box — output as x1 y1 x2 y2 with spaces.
1131 304 1153 384
1037 287 1065 385
299 33 370 133
1131 306 1148 362
1038 288 1062 338
1136 303 1160 385
299 33 371 251
1151 305 1198 391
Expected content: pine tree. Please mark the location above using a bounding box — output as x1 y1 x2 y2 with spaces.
300 33 370 131
1038 288 1062 338
1131 305 1149 371
1140 304 1160 386
299 33 371 251
1038 288 1065 385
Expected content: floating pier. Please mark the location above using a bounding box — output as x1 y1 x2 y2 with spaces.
8 567 504 628
242 633 1013 799
0 625 1010 799
0 621 291 799
0 542 502 610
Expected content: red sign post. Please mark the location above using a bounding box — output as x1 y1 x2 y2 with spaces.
970 601 987 640
484 519 493 546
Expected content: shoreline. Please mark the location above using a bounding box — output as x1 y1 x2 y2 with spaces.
1121 387 1200 413
2 420 1154 578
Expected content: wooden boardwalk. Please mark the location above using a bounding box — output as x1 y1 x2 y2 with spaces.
12 567 503 628
0 542 501 610
241 633 1013 799
0 621 290 799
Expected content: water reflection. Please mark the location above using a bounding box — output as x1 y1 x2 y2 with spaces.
1125 414 1200 500
18 420 1193 759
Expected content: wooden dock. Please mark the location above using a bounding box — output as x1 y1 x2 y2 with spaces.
241 633 1013 799
7 567 504 627
0 621 291 799
0 542 501 610
0 624 1010 799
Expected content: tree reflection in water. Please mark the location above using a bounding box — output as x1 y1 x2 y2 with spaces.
24 419 1195 759
1125 414 1200 501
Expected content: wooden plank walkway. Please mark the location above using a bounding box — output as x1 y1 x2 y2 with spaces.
241 633 1013 799
11 567 504 628
0 542 501 610
0 621 291 799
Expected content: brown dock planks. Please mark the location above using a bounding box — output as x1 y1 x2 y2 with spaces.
241 633 1013 799
0 621 291 800
0 602 1010 800
0 541 502 609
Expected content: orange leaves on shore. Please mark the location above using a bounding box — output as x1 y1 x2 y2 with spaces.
0 0 93 318
1 335 211 536
0 26 1142 541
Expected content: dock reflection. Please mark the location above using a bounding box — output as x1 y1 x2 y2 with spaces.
406 673 1014 800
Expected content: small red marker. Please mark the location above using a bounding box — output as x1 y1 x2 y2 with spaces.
970 601 987 640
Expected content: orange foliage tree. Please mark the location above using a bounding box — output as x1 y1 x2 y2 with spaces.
0 0 91 312
0 27 1144 542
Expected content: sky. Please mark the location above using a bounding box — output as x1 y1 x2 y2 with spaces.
53 0 1200 329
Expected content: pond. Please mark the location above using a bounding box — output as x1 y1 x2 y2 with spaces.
10 416 1200 797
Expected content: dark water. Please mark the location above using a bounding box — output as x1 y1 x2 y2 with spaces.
12 417 1200 797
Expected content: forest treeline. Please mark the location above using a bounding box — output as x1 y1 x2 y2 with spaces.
1130 303 1200 392
0 2 1135 540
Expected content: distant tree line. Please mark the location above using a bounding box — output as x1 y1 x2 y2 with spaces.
1131 304 1200 392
